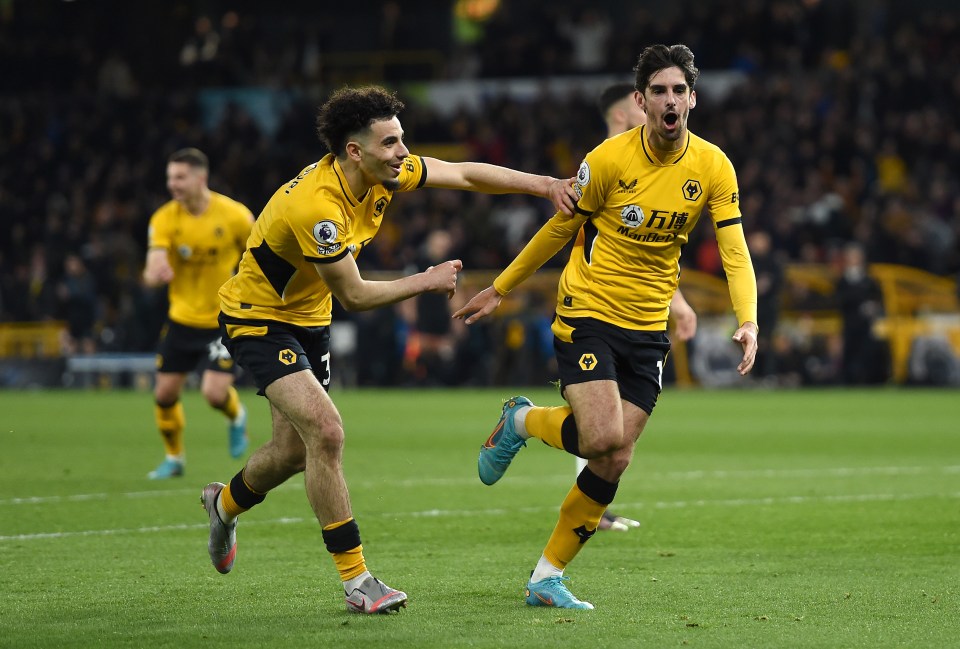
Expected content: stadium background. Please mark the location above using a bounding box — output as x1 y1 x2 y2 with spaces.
2 0 959 390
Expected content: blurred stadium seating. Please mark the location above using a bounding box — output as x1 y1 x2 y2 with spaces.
1 0 958 388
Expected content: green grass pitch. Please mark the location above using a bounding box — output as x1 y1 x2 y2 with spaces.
1 386 957 648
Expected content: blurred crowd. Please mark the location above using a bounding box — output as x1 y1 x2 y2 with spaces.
2 0 959 386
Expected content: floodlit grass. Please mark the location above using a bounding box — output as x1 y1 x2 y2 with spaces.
1 387 957 648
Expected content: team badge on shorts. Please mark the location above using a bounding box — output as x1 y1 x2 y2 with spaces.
278 349 297 365
578 353 598 371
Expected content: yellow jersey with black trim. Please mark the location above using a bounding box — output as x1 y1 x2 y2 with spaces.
219 153 427 327
494 126 756 333
147 192 253 329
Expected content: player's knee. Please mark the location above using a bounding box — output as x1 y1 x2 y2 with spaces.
578 427 625 458
304 420 345 456
154 388 179 407
605 447 634 476
200 385 226 406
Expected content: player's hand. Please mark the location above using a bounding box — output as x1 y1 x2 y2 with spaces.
732 322 758 376
424 259 462 299
670 300 698 342
452 285 503 325
547 176 578 216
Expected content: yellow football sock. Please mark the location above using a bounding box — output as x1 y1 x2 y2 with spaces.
155 401 185 457
543 483 606 570
215 385 241 420
220 473 262 519
525 406 572 450
323 518 367 581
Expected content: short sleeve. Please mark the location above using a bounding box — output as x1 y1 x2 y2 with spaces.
298 207 350 264
147 206 172 249
396 154 427 192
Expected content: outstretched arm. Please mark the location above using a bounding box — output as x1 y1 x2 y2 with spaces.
421 157 578 216
454 212 586 324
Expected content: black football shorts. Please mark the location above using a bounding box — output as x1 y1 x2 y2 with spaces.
156 320 235 374
553 315 671 414
219 316 331 396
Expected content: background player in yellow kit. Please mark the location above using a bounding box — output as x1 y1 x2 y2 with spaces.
143 148 254 479
455 45 758 609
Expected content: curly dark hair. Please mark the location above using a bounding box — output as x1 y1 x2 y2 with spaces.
633 44 700 94
315 86 405 157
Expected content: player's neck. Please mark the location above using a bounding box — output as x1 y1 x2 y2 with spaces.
337 158 372 202
645 130 686 162
181 188 211 216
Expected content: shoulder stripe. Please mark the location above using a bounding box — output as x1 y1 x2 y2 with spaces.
306 249 350 264
716 217 743 229
416 155 427 188
574 205 593 216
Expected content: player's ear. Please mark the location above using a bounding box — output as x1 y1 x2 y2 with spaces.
689 90 696 110
345 140 362 162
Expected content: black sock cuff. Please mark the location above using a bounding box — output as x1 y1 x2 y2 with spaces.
322 518 362 553
229 469 266 509
560 414 581 456
576 467 618 505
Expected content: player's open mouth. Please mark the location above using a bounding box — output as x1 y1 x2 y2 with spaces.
664 113 679 128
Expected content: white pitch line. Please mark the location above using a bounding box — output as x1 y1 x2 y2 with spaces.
2 465 958 507
1 491 958 543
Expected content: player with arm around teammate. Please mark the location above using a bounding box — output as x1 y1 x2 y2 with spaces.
199 85 578 614
454 45 758 609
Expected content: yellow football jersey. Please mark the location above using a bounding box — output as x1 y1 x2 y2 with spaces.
147 192 253 328
219 153 427 327
495 126 756 334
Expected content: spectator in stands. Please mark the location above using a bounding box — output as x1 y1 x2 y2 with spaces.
748 230 784 379
836 242 887 384
400 229 466 386
57 253 99 354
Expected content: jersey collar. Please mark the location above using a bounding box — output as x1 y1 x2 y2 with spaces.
640 125 691 166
